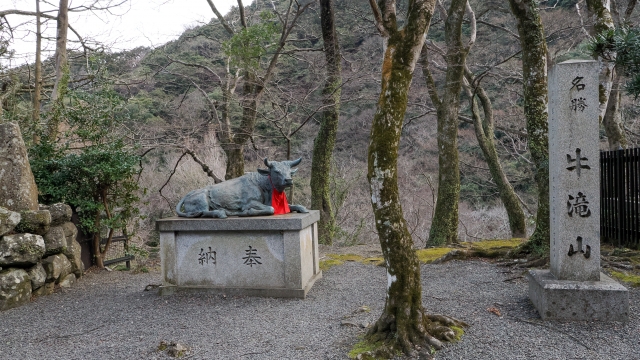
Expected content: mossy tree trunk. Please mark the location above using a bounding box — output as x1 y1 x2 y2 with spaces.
46 0 69 142
422 0 474 246
365 0 465 356
463 69 527 238
32 0 42 136
311 0 342 245
586 0 627 149
603 70 627 149
509 0 550 253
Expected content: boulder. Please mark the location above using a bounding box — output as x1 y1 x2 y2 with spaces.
42 254 72 283
0 207 21 236
61 221 78 239
0 233 45 267
15 210 51 235
33 281 55 297
63 242 84 278
0 268 32 311
58 273 76 288
60 222 83 277
43 226 67 256
40 203 72 226
27 263 46 290
0 122 39 212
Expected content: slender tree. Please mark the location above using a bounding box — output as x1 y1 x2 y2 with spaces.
46 0 69 141
463 68 527 238
208 0 311 179
365 0 465 356
586 0 627 149
311 0 342 244
32 0 42 135
422 0 475 245
508 0 549 253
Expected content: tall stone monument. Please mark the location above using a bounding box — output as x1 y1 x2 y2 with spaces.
0 122 39 212
528 60 629 321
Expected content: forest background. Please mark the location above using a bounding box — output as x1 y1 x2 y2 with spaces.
1 0 639 255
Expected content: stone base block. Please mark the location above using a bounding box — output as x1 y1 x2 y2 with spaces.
158 271 322 298
157 211 321 299
528 269 629 321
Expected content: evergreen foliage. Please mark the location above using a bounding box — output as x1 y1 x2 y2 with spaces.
29 88 140 237
589 25 640 98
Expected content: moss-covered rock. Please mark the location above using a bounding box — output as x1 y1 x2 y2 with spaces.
14 210 51 236
0 207 21 237
40 203 72 226
43 226 67 257
42 254 72 283
0 268 32 311
27 262 46 290
0 122 39 213
60 222 83 277
59 273 76 288
0 233 45 267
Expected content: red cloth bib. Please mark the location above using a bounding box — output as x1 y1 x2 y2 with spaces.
269 176 290 215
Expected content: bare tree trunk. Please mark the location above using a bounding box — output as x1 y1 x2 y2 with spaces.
603 70 626 149
51 0 68 103
47 0 69 142
464 72 527 238
364 0 465 357
32 0 42 138
509 0 550 254
207 0 310 179
311 0 341 245
586 0 619 142
425 0 473 246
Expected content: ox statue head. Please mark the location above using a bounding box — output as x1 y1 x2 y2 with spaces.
258 158 302 192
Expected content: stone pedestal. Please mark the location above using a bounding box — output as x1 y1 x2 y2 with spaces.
528 270 628 321
528 60 628 321
156 211 321 298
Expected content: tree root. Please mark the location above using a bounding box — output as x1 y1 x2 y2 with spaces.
358 313 468 358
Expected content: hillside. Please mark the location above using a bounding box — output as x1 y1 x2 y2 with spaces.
3 0 640 246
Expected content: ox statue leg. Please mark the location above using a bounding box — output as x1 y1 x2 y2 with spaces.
201 209 228 219
236 202 275 217
289 204 309 213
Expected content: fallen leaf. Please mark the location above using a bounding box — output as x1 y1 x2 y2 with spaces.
487 306 502 316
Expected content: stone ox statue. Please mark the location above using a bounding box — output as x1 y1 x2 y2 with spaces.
175 158 308 218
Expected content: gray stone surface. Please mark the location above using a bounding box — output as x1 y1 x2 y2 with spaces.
41 203 72 226
43 225 67 256
63 238 84 278
0 268 31 311
42 254 72 283
157 211 320 232
159 211 321 298
0 233 45 267
0 206 21 236
0 122 39 212
59 273 76 288
528 269 629 321
2 261 639 359
548 60 601 281
15 210 51 236
27 262 46 290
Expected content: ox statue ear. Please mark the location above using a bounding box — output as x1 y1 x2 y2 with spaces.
288 157 302 167
291 168 298 176
263 158 272 168
257 168 270 175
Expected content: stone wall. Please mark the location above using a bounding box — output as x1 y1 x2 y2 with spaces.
0 203 84 311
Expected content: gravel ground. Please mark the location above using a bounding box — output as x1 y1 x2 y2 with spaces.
1 260 639 360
